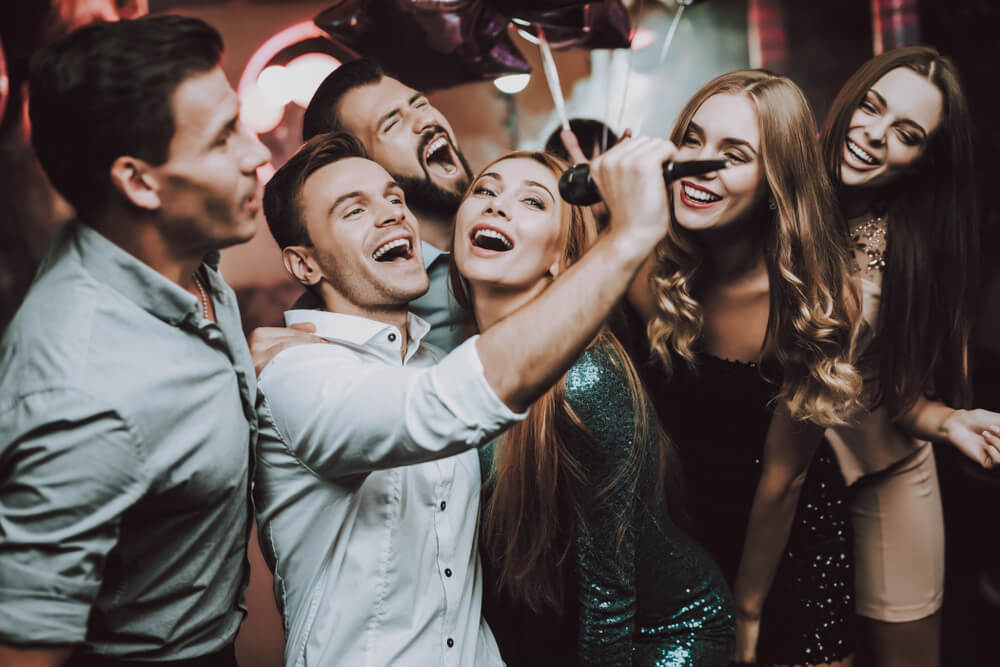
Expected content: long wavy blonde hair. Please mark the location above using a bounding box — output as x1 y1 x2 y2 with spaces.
450 152 676 613
648 70 863 427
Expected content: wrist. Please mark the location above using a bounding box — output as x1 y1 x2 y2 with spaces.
938 408 962 441
603 225 663 268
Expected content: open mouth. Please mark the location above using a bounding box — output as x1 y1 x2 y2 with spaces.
679 180 722 207
470 226 514 252
423 134 460 178
845 138 880 167
372 237 414 263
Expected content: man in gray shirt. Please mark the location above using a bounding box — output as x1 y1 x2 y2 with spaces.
0 15 269 666
299 59 472 352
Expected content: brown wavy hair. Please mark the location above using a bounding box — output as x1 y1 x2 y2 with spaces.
820 46 977 417
648 70 863 427
450 151 677 613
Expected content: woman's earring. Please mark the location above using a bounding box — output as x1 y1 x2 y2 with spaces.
768 197 777 211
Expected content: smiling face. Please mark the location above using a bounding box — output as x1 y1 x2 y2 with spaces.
840 66 943 188
336 76 472 216
454 156 566 293
296 157 428 314
149 66 271 254
671 93 768 232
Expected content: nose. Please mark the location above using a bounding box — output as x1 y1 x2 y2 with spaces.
483 199 510 220
239 125 271 173
863 117 890 146
408 103 437 133
375 199 406 228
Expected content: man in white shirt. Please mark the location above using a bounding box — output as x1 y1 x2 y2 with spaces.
252 131 675 666
300 59 474 352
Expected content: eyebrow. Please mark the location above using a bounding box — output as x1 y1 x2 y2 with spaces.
868 88 929 138
688 121 758 155
375 93 425 131
328 191 364 218
479 173 555 200
327 181 405 217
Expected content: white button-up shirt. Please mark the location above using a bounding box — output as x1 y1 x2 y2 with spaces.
253 309 523 667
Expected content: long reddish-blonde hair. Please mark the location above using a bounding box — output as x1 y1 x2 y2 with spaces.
450 151 675 612
648 70 863 427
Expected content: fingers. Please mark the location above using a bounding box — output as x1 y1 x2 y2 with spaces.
247 325 327 376
984 429 1000 467
559 129 589 165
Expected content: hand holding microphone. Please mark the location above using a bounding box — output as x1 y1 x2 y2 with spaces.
559 158 731 205
584 136 681 248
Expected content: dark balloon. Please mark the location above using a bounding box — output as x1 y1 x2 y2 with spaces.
490 0 592 13
315 0 531 91
514 1 631 50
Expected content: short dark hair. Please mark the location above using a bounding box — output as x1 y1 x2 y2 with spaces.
264 132 369 249
28 14 223 221
544 118 620 162
302 58 384 141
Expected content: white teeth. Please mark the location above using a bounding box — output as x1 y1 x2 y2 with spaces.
473 228 513 249
847 139 877 165
425 136 448 160
372 238 410 260
682 183 721 203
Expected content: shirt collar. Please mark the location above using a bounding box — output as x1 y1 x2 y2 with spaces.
421 240 448 268
284 309 432 363
73 221 214 326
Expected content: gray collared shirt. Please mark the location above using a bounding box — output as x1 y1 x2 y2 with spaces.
0 221 257 659
409 241 469 354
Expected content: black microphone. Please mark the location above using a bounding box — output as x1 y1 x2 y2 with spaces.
558 159 731 206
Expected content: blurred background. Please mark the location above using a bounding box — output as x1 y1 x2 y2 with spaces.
1 1 998 665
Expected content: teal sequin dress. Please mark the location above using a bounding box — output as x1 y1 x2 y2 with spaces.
480 343 734 666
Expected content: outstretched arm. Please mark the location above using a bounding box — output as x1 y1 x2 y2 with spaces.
898 395 1000 468
480 137 674 412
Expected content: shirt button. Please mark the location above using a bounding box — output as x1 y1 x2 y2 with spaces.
447 638 454 648
388 332 397 342
444 568 452 577
440 501 446 511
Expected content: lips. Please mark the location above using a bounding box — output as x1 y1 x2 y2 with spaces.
469 224 514 254
678 180 722 209
371 236 415 263
421 131 460 179
844 137 881 170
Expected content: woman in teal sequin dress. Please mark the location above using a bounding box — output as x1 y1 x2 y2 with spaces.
450 150 734 666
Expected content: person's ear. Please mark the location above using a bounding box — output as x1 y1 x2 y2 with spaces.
109 156 161 210
282 246 324 286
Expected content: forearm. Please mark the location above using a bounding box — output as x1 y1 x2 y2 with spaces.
731 471 807 619
897 394 954 442
479 230 656 412
0 644 71 667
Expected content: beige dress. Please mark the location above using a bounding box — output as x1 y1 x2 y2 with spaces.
826 215 945 622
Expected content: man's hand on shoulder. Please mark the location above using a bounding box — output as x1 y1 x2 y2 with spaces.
247 322 327 376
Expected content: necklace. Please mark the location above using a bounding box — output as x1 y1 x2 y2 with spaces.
192 271 211 319
850 213 887 274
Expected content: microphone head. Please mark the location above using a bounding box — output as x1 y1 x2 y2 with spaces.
558 164 602 206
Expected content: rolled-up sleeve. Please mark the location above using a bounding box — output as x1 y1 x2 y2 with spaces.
0 389 146 644
259 336 525 478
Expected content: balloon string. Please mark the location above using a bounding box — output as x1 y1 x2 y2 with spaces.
614 0 644 135
658 1 688 66
537 27 570 132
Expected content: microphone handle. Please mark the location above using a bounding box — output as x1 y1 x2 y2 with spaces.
558 159 730 206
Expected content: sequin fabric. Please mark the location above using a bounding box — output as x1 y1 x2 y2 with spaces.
851 214 887 274
481 344 735 666
650 354 856 665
